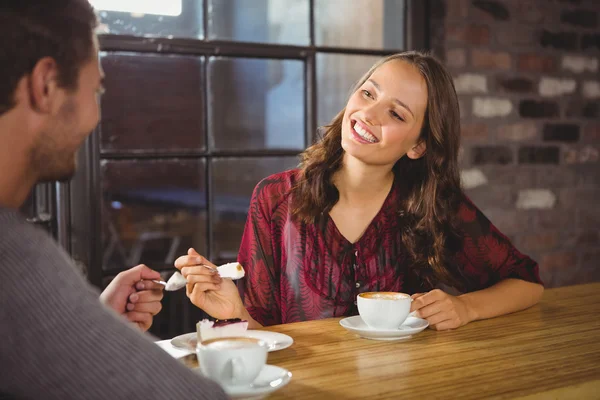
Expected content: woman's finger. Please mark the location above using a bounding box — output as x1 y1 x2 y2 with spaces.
180 265 218 279
189 282 222 297
415 301 442 319
185 272 222 286
175 253 218 270
174 255 204 269
425 311 450 327
430 319 458 331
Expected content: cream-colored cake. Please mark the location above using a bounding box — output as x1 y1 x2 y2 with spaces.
196 318 249 343
217 262 245 280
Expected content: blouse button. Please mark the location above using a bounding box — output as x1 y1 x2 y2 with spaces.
355 282 361 288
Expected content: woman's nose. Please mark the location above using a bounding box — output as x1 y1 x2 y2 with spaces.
362 104 383 126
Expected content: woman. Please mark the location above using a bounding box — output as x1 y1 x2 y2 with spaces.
175 51 544 331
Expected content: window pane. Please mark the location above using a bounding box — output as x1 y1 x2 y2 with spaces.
208 57 305 151
314 0 405 49
208 0 309 45
94 0 202 39
100 159 207 272
316 53 382 126
100 53 205 154
211 157 298 262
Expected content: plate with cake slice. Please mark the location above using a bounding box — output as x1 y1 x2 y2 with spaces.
171 318 293 352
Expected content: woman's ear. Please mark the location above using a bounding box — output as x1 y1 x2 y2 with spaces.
407 140 426 160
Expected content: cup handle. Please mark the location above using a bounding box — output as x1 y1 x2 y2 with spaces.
230 357 245 383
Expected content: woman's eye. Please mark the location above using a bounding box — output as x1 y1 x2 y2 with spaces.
391 111 404 121
362 89 374 99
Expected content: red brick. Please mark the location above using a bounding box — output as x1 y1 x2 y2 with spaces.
484 209 536 235
584 123 600 141
472 49 512 70
565 231 600 247
537 209 577 231
544 263 596 288
446 24 490 46
446 0 469 19
563 146 600 164
522 232 559 251
518 54 557 73
446 48 466 68
496 26 538 48
581 252 600 282
514 1 547 24
497 122 538 142
461 123 489 141
578 208 600 231
540 251 577 272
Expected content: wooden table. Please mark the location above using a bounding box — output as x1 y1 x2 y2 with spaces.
253 283 600 399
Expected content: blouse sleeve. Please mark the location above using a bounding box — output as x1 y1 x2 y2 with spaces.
237 179 282 326
453 196 543 292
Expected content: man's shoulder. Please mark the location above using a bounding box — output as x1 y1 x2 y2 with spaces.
0 208 67 270
0 208 47 245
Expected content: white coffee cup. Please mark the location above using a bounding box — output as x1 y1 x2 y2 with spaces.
357 292 412 330
196 337 268 387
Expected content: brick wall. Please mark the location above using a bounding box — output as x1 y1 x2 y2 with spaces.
429 0 600 287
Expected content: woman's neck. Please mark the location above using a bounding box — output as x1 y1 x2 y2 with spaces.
332 154 395 205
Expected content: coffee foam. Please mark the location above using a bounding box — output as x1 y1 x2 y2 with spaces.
358 292 410 300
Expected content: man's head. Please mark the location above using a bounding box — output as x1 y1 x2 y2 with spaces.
0 0 101 183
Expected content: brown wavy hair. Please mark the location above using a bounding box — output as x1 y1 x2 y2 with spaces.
290 51 465 290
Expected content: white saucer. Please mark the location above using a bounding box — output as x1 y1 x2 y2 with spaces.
194 364 291 399
339 316 429 340
171 330 293 352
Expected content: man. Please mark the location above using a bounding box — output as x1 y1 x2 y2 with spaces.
0 1 228 399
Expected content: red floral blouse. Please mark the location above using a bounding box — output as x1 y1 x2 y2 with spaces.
238 170 542 326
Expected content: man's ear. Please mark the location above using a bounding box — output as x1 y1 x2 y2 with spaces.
28 57 61 113
407 140 426 160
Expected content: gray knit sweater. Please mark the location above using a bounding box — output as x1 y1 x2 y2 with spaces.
0 208 228 399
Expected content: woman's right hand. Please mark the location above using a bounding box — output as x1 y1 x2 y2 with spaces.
174 248 246 320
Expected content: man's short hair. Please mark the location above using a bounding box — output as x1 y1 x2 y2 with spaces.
0 0 97 115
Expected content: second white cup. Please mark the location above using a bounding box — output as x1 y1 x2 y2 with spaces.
357 292 412 330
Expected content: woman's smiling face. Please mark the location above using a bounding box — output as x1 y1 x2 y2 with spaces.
341 59 429 168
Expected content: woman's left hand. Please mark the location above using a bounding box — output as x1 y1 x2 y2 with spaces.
410 289 473 331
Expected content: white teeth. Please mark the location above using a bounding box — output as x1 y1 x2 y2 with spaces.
354 122 377 143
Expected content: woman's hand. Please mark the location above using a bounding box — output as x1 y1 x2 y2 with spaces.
174 248 246 320
410 289 474 331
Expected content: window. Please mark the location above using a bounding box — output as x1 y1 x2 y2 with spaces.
90 0 183 16
92 0 202 38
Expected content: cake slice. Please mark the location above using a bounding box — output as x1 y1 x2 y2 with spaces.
217 262 245 280
196 318 249 343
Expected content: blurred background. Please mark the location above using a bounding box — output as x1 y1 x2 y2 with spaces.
21 0 599 339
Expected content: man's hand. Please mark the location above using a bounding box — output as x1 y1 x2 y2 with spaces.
100 264 165 332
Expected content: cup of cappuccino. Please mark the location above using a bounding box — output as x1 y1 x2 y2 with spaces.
196 337 268 387
357 292 412 330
